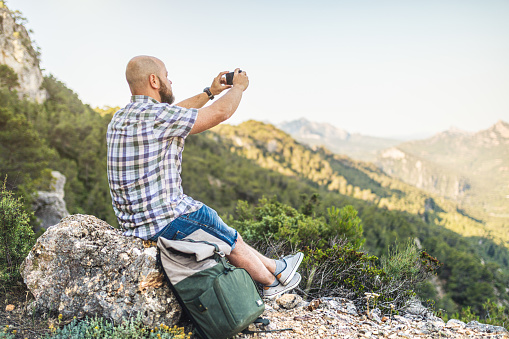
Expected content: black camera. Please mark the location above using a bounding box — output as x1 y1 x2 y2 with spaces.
225 70 242 85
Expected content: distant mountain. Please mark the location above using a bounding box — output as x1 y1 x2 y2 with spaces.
376 121 509 235
278 118 350 140
277 118 401 162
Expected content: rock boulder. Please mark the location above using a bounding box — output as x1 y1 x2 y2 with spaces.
0 4 48 103
20 214 181 327
32 171 69 232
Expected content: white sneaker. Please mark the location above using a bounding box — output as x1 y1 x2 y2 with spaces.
262 272 301 299
277 252 304 286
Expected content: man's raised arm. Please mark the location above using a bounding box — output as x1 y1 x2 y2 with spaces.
175 92 209 109
190 69 249 135
176 71 232 109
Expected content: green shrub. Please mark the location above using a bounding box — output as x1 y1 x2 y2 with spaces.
0 181 36 289
300 238 383 301
482 300 508 329
0 64 19 91
381 240 441 293
446 305 480 324
228 197 327 247
325 205 365 250
0 325 16 339
444 300 508 329
298 238 440 314
229 197 440 315
45 313 190 339
228 196 365 249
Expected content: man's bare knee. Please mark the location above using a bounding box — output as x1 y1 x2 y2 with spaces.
230 233 246 254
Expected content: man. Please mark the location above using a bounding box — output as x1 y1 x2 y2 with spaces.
107 55 302 298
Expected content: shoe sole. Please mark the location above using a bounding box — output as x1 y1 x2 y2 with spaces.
280 252 304 286
264 273 302 300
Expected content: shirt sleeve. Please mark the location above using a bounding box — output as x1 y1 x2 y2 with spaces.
155 104 199 139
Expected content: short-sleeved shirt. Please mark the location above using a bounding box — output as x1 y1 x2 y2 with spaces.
106 95 203 239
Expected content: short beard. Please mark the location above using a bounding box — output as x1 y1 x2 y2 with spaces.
157 76 175 105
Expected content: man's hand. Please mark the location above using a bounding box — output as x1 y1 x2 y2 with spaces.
232 68 249 91
210 71 233 96
190 69 249 135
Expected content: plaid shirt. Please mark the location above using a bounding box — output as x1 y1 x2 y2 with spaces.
107 95 203 239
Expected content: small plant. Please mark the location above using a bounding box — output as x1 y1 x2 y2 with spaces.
45 313 191 339
448 306 480 324
381 240 441 299
444 300 509 330
482 299 508 328
365 292 380 316
299 237 386 309
390 303 395 321
0 325 15 339
0 180 36 289
326 205 365 250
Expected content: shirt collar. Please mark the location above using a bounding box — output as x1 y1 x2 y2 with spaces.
130 95 160 104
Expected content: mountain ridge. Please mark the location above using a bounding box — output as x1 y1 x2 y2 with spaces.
376 120 509 236
275 116 508 241
404 120 508 150
277 117 401 162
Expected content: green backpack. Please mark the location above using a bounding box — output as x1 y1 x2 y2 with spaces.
157 230 265 339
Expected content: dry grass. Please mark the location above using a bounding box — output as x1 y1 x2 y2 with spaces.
0 286 54 338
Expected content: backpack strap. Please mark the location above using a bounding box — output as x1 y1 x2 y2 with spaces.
241 318 293 334
241 328 294 334
242 327 294 335
253 317 270 326
179 238 221 252
178 238 232 271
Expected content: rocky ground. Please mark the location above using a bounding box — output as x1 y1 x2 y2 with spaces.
2 289 508 338
237 294 509 339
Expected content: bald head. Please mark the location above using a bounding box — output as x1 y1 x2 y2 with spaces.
126 55 166 94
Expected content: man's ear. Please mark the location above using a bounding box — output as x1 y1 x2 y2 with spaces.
149 74 159 89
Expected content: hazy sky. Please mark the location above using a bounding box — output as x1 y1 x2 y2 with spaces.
10 0 509 139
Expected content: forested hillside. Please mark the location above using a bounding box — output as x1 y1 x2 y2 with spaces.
0 74 116 225
277 117 509 248
212 121 506 245
377 123 509 244
188 122 509 308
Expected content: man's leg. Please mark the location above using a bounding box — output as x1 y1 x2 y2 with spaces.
245 243 276 274
227 234 276 286
155 204 302 293
246 243 303 287
231 236 303 299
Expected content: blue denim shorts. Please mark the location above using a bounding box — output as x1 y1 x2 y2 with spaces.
149 204 238 250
